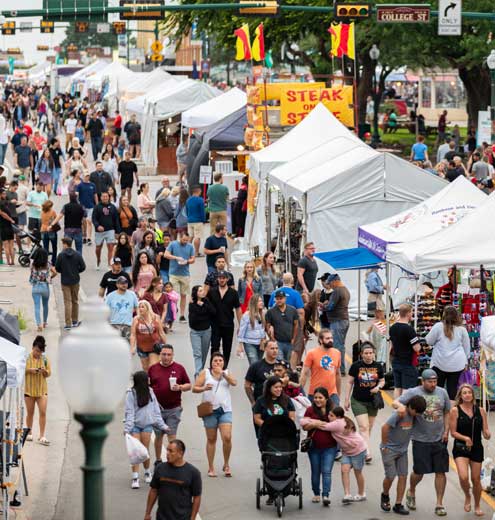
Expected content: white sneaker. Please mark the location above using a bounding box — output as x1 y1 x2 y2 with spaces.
96 263 100 271
144 472 152 484
353 494 366 502
131 478 140 489
342 495 354 504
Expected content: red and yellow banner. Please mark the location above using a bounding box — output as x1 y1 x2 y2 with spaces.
279 84 354 127
251 23 265 61
234 24 251 61
329 22 355 60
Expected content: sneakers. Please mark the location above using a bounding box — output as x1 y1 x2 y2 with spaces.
83 238 87 244
179 316 186 323
87 239 92 246
393 504 410 515
354 494 366 502
406 491 416 510
131 478 140 489
334 452 342 461
72 321 81 328
63 325 71 331
342 495 353 504
96 263 101 271
381 493 391 512
144 471 152 484
322 496 330 507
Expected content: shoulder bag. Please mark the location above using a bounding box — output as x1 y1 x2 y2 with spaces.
364 366 385 410
197 376 221 418
300 430 314 452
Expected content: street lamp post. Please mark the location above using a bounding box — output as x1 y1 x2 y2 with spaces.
369 44 381 147
487 50 495 144
58 298 131 520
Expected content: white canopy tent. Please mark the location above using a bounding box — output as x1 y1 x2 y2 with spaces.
358 176 487 259
122 68 175 98
67 59 110 93
387 192 495 274
27 61 52 84
182 87 247 128
81 61 135 100
0 337 26 389
139 80 220 167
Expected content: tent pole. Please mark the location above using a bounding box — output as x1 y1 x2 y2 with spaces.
414 276 419 330
301 193 308 247
357 270 361 343
266 177 271 252
385 263 391 362
285 198 291 273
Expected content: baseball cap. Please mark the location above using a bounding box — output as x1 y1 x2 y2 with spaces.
112 257 122 264
216 271 229 278
421 368 438 380
326 273 340 283
116 276 128 284
318 272 331 281
148 217 157 223
274 289 286 298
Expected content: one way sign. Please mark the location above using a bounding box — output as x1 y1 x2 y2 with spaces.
438 0 462 36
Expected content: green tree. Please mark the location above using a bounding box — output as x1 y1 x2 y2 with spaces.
59 22 118 58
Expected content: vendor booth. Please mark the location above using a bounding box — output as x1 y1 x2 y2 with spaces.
67 59 110 97
27 61 52 85
81 61 135 104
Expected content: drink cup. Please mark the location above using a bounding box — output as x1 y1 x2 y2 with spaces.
169 377 177 389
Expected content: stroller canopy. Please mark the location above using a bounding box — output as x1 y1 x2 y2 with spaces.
258 415 299 453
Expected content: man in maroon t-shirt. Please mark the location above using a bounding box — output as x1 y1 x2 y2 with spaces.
149 344 191 464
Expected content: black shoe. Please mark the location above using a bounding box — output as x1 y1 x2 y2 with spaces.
392 504 410 515
179 316 186 323
381 493 391 512
266 497 274 506
72 321 81 328
322 496 330 507
83 238 87 244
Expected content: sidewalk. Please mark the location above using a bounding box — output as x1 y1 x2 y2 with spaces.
0 264 69 520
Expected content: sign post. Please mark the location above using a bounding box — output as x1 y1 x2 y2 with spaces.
438 0 462 35
199 165 213 201
376 4 430 23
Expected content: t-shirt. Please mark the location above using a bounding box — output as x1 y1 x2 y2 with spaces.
76 182 97 209
100 270 132 295
390 322 419 364
185 195 205 223
148 362 190 410
265 305 298 342
446 167 464 182
398 386 451 443
245 359 277 401
118 160 137 186
303 407 337 449
204 235 228 268
348 360 384 402
207 287 240 327
26 191 48 219
15 145 31 168
253 396 295 421
204 269 235 289
167 241 194 277
325 285 350 321
295 255 318 292
303 347 341 396
64 118 77 134
156 244 170 272
268 287 304 309
411 142 428 161
61 202 85 229
381 411 415 453
207 183 229 212
106 290 138 326
150 462 202 520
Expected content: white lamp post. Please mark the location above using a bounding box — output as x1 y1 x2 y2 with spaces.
58 297 131 520
486 50 495 144
369 44 381 147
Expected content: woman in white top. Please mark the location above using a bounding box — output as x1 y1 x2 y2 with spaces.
102 150 119 184
426 305 470 400
193 352 237 477
137 182 155 217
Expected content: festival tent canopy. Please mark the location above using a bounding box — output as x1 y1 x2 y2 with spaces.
82 61 135 99
387 192 495 274
28 61 52 83
315 248 384 271
67 59 110 92
0 337 26 388
140 79 220 167
182 87 247 128
358 176 487 260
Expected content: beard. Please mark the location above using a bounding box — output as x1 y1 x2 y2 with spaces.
323 341 334 348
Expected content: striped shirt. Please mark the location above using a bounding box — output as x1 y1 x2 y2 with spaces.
25 353 51 398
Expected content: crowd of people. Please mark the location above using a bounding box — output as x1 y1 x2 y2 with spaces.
0 82 494 520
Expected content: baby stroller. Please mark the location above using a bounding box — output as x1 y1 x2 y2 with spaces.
256 415 302 517
12 225 42 267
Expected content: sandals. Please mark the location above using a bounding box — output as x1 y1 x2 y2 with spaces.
381 493 391 512
474 510 484 517
312 496 320 503
207 470 217 477
223 465 232 477
38 437 50 446
434 506 447 517
26 434 33 442
406 490 416 510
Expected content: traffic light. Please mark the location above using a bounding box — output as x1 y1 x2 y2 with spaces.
334 3 371 20
2 22 16 35
239 0 279 16
37 45 50 51
112 21 126 35
41 21 54 34
75 21 89 33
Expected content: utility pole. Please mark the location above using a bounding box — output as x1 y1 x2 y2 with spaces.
126 21 130 68
154 20 159 69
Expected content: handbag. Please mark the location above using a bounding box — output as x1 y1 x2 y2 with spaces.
196 376 221 418
300 430 315 452
454 406 476 456
372 391 385 410
50 222 61 233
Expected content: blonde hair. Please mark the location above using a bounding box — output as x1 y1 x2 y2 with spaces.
247 294 264 328
159 188 170 199
455 384 475 406
171 186 180 196
137 299 156 324
242 260 259 281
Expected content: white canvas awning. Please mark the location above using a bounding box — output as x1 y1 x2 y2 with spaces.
0 337 27 388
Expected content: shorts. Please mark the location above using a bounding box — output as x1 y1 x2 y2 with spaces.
120 180 133 190
202 407 232 429
169 274 190 296
453 443 484 463
17 212 27 226
95 229 116 246
381 448 408 478
351 396 379 418
0 227 14 241
368 293 385 311
412 440 449 475
129 138 141 146
114 128 122 137
392 362 418 390
341 450 367 471
154 406 182 436
83 207 93 220
187 222 203 239
28 218 41 231
136 347 152 359
130 425 153 434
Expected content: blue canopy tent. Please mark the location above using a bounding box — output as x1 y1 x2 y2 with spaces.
315 247 386 345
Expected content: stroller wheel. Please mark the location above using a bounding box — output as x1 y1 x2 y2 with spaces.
18 254 30 268
256 478 261 510
275 495 283 518
298 478 303 509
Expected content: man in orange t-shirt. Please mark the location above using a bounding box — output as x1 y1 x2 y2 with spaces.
300 328 341 406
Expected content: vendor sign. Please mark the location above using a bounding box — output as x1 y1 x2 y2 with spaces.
280 84 354 127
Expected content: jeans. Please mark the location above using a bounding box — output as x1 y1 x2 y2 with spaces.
159 269 169 283
52 167 62 194
244 342 262 366
0 143 7 166
308 446 338 496
276 341 292 363
190 327 211 377
211 324 234 367
31 282 50 326
91 136 103 160
329 319 349 375
64 229 83 254
41 231 58 264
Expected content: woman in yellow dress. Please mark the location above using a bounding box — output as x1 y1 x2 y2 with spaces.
25 336 51 445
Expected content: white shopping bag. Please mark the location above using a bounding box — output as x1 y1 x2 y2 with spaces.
125 433 149 465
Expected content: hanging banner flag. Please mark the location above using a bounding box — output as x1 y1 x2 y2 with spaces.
329 22 355 60
251 23 265 62
279 84 354 127
234 24 252 61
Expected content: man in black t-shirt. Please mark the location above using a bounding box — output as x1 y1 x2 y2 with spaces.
389 303 421 398
98 258 132 297
203 254 234 295
156 234 171 283
244 341 280 405
295 241 318 293
203 224 228 273
51 193 86 255
145 440 201 520
86 112 104 161
117 150 139 201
